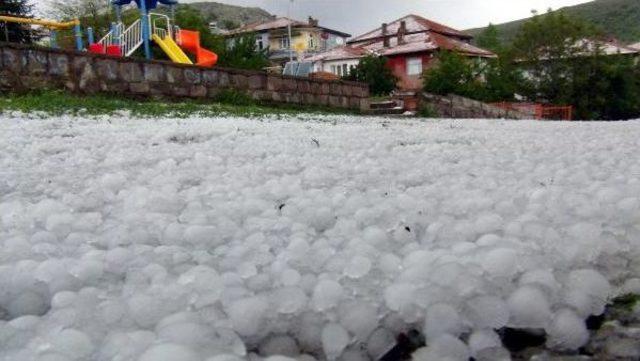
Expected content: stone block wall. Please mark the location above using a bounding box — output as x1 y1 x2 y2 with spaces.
0 43 370 112
422 92 530 119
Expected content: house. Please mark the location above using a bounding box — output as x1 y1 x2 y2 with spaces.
516 39 640 70
305 14 496 90
579 39 640 57
225 16 351 65
208 21 228 35
304 46 369 77
630 42 640 50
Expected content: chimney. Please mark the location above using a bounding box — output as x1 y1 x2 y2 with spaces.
308 16 319 27
398 20 407 44
382 23 389 47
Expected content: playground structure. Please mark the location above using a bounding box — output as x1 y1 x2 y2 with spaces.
88 0 218 67
0 16 84 51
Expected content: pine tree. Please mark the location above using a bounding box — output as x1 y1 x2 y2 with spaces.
476 24 502 53
0 0 39 43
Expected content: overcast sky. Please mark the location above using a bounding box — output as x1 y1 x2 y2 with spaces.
182 0 592 34
38 0 594 35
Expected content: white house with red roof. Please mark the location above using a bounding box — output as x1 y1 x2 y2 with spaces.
225 17 351 65
305 14 496 90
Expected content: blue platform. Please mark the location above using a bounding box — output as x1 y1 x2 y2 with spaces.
112 0 177 10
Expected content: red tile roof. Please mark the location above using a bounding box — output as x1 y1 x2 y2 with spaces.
359 32 438 56
428 32 495 57
625 42 640 51
305 30 495 63
226 17 350 38
349 14 471 44
304 46 369 62
312 14 495 59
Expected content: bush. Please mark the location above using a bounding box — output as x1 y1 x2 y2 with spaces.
417 104 438 118
422 51 485 99
220 34 270 70
213 89 255 106
344 55 397 96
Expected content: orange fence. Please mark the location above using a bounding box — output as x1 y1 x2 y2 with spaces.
491 102 573 121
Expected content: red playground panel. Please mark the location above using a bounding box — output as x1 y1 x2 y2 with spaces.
88 43 105 54
106 45 123 57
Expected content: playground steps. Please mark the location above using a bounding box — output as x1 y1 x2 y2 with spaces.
89 19 143 57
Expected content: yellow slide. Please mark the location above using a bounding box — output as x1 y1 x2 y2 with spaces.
152 33 193 65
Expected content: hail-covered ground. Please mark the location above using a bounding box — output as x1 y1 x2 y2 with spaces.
0 113 639 361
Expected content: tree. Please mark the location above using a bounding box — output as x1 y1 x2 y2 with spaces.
47 0 115 48
344 55 397 96
511 9 640 119
48 0 112 29
422 49 523 103
476 23 502 53
481 50 524 102
511 10 599 105
0 0 41 44
422 51 484 99
220 33 269 70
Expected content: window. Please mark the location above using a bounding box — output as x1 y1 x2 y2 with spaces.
407 57 423 76
342 64 348 76
280 37 290 49
256 38 264 50
308 35 316 49
337 65 343 77
330 65 337 74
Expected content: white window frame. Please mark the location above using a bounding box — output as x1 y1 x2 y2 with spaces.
308 35 316 49
280 37 290 49
256 38 264 50
407 57 423 76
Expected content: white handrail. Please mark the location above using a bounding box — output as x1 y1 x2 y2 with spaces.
96 23 124 51
121 19 143 56
96 13 170 56
149 12 172 39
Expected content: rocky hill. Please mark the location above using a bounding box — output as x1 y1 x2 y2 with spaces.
183 1 273 29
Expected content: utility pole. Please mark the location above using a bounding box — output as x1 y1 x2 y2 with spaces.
287 0 293 62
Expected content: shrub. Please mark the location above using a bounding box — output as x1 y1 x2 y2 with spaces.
213 89 255 106
344 55 397 96
422 51 485 99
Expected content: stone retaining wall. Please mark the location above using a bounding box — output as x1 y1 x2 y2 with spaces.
422 92 530 119
0 43 370 111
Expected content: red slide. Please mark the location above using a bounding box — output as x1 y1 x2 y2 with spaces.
177 30 218 68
